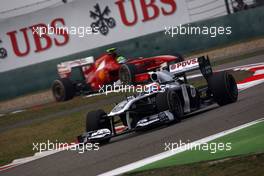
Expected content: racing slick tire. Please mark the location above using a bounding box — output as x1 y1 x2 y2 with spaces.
208 71 238 106
86 109 111 144
52 78 75 102
119 63 137 85
156 90 183 123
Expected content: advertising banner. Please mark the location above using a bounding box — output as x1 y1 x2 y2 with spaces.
0 0 190 72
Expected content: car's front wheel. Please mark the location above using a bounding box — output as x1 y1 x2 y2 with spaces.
156 90 183 123
86 109 112 144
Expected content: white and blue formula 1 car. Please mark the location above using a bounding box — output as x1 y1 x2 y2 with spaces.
78 56 238 144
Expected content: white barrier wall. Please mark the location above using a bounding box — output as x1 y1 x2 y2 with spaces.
0 0 227 72
186 0 228 21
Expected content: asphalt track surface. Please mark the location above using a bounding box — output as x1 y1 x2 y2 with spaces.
1 56 264 176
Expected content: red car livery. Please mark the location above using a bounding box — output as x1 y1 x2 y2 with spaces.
52 48 183 102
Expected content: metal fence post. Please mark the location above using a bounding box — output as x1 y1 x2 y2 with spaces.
225 0 231 14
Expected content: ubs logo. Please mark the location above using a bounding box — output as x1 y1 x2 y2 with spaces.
0 39 8 59
90 3 116 36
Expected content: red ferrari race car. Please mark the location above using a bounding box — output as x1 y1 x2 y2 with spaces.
52 48 184 102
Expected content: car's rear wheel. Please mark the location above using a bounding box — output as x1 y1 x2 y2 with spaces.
208 71 238 106
52 78 75 102
156 90 183 122
119 63 137 85
86 109 112 144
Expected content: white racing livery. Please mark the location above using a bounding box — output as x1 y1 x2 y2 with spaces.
78 56 238 144
57 56 94 78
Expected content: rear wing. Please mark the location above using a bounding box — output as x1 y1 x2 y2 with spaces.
168 56 213 79
57 56 94 75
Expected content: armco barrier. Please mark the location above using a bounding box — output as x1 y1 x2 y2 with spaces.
0 6 264 101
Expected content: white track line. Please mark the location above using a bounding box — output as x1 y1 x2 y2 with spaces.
99 118 264 176
0 145 77 172
10 109 26 114
0 126 126 172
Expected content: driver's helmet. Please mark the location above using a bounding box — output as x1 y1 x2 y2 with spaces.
106 48 127 64
116 55 126 64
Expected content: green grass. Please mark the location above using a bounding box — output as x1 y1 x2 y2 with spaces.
0 104 114 165
0 92 123 129
125 153 264 176
134 121 264 172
